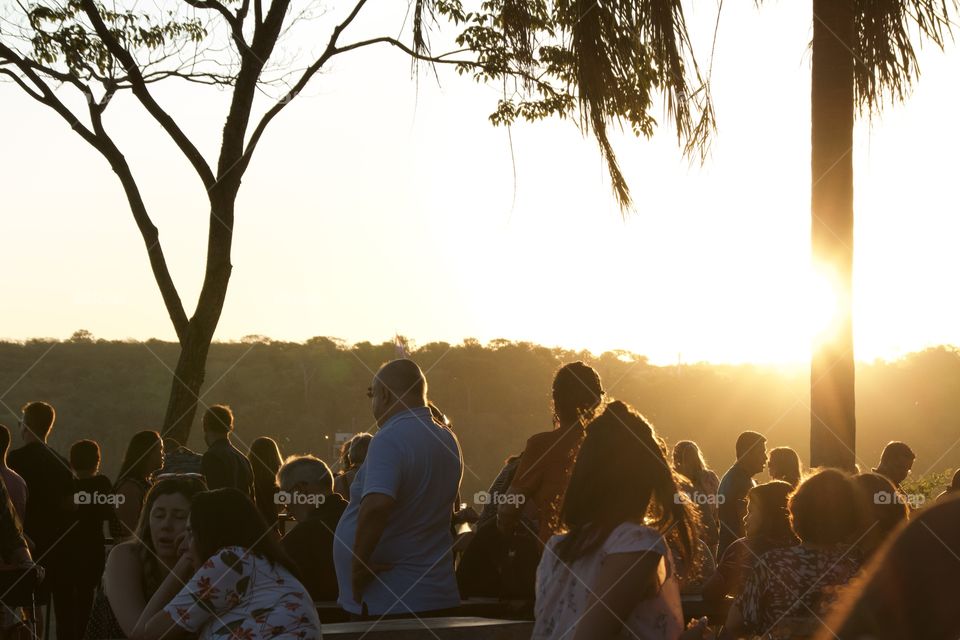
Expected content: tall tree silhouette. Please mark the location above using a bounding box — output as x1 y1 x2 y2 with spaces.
0 0 712 443
805 0 955 468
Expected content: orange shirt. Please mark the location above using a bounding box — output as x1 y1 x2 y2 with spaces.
509 425 586 544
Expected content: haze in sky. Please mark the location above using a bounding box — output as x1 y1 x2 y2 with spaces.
2 0 958 364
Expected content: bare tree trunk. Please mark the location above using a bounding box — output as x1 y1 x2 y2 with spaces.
810 0 856 470
162 197 234 444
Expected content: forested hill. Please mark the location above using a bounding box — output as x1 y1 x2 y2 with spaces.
1 335 958 497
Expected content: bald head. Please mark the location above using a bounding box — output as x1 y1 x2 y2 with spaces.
370 359 428 426
376 359 427 398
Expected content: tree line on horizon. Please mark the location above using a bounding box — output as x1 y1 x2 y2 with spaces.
1 334 957 500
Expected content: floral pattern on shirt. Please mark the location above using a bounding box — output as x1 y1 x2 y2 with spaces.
165 546 321 640
737 544 860 636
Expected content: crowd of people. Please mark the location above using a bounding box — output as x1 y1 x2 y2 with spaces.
0 359 958 640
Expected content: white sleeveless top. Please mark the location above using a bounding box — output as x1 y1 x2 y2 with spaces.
532 522 684 640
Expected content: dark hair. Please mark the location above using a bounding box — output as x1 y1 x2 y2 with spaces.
850 473 908 559
768 447 802 487
747 481 798 544
135 476 207 596
952 469 960 491
818 495 960 640
879 441 914 465
0 425 11 461
203 405 234 434
20 401 55 440
552 361 603 426
70 439 101 472
116 430 162 485
189 488 301 579
556 401 699 571
735 431 766 459
348 433 373 467
249 436 282 527
249 436 282 481
789 469 858 545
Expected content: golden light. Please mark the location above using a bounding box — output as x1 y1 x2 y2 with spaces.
807 264 845 345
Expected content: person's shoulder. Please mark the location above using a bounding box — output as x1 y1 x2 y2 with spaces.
0 466 26 486
756 544 798 566
523 429 560 453
107 540 141 566
603 522 668 555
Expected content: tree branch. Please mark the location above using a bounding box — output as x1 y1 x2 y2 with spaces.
0 68 43 101
182 0 251 59
0 42 190 341
77 0 217 189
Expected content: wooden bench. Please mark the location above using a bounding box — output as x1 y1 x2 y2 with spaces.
322 617 532 639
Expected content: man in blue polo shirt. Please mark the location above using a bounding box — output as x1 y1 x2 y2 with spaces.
334 359 463 618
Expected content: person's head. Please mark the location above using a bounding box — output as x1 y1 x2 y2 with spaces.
735 431 767 476
348 433 373 468
186 488 300 577
673 440 709 482
368 359 428 427
767 446 802 487
133 476 207 593
951 468 960 492
874 441 915 486
276 455 334 522
0 425 12 464
850 472 908 560
557 400 699 570
19 401 55 443
202 405 234 446
117 430 164 483
552 361 604 428
744 481 798 543
70 439 101 476
789 468 858 546
818 495 960 640
248 436 283 484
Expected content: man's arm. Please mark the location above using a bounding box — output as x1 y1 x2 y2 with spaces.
351 492 396 603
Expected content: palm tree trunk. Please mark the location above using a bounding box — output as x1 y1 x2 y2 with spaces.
810 0 856 470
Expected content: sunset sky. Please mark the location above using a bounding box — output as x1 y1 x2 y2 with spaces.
2 0 959 365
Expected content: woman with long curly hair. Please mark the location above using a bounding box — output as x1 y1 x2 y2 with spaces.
533 401 704 640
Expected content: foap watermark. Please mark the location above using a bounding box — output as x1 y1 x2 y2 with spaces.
474 491 525 507
74 490 125 506
874 490 925 508
274 490 326 507
674 491 725 506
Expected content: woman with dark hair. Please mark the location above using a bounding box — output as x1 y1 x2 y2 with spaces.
333 433 372 498
702 481 798 601
532 401 704 640
721 469 861 640
86 476 206 639
248 436 283 534
767 446 803 488
111 431 164 541
815 494 960 640
132 488 319 640
499 361 604 544
849 472 908 560
673 440 721 554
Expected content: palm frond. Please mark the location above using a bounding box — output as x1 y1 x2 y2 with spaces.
853 0 955 114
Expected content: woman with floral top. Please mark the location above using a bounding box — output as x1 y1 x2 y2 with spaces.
720 469 861 640
131 488 320 640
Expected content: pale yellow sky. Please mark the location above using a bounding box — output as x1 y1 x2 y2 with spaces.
2 0 958 364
